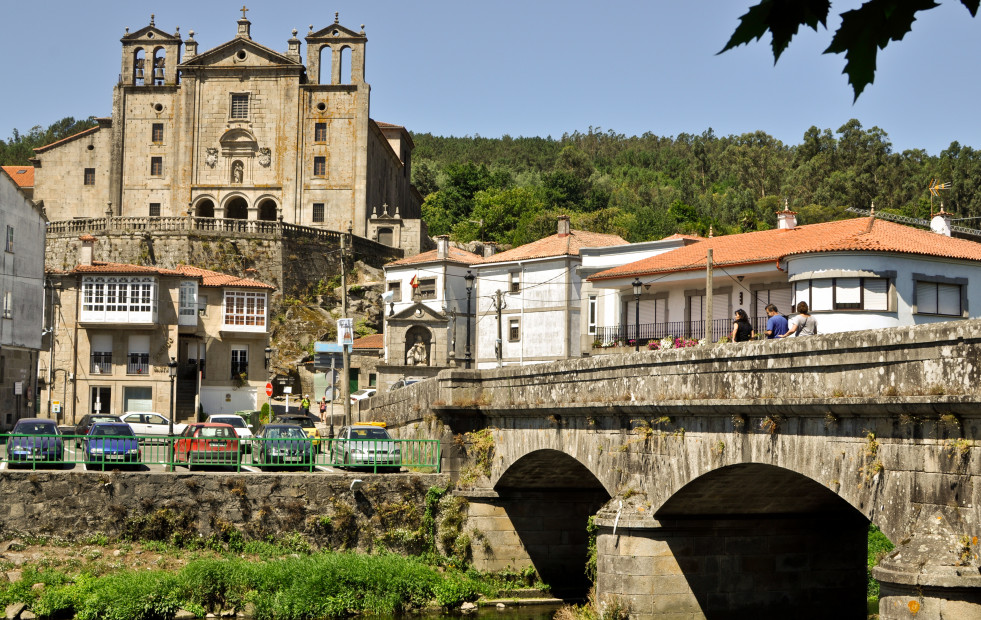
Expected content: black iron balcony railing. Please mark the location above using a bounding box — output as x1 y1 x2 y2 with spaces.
127 353 150 375
90 353 112 375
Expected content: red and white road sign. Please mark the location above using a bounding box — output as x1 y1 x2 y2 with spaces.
265 382 273 397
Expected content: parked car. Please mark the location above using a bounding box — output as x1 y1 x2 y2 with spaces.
207 414 254 452
389 377 422 391
7 418 64 466
72 414 121 447
272 414 322 448
331 424 401 471
173 423 240 470
253 424 316 470
119 412 187 439
350 388 377 404
83 422 141 470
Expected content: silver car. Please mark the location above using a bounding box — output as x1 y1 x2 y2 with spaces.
331 424 401 472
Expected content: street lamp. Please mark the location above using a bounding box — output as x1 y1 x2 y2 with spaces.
264 346 272 370
632 277 643 352
167 357 178 470
464 270 475 369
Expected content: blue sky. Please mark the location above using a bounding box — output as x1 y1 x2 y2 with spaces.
1 1 978 155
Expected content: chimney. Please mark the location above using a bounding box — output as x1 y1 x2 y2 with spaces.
557 215 571 237
931 205 953 237
436 235 449 260
776 200 797 231
482 242 497 258
79 234 97 266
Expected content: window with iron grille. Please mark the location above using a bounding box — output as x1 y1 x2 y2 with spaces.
314 122 327 142
313 156 326 176
150 157 163 176
149 203 161 217
312 203 325 222
509 318 520 342
127 352 149 375
152 123 164 143
230 94 249 119
84 168 95 185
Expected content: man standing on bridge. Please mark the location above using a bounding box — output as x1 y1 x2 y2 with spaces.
764 304 789 339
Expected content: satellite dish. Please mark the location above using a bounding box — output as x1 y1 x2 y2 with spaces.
930 215 951 236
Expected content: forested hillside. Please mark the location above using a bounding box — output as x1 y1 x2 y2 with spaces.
412 121 981 246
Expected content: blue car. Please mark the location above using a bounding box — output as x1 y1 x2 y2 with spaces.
7 418 64 466
254 424 316 470
84 422 141 470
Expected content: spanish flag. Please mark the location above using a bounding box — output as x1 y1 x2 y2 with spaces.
410 274 419 288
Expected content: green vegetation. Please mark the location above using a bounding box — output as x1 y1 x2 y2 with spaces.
0 117 98 165
867 524 895 606
412 122 977 247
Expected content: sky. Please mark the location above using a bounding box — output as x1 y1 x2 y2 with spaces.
1 0 979 155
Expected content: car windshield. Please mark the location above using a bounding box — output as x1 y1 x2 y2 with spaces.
14 422 57 435
349 427 391 440
91 425 134 437
277 417 313 428
197 427 235 438
263 426 307 439
92 416 117 423
212 417 246 428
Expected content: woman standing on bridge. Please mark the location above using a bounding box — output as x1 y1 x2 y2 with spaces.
730 309 755 342
781 302 818 337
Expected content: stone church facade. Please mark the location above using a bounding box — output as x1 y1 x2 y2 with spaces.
32 10 426 255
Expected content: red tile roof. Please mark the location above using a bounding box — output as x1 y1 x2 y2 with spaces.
172 265 275 290
1 166 34 188
33 126 101 153
387 246 482 267
590 217 981 281
64 261 274 289
352 333 384 349
481 230 628 265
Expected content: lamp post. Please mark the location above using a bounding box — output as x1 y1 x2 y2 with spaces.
464 270 475 369
264 346 272 370
167 357 178 470
632 277 643 352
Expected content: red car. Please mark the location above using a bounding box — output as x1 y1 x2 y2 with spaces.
173 423 240 470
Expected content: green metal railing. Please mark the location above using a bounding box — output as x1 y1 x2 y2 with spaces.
0 434 441 473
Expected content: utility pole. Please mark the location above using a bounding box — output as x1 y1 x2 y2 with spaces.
493 290 506 367
705 249 714 342
341 222 352 427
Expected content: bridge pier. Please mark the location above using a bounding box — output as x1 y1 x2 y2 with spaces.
594 512 868 618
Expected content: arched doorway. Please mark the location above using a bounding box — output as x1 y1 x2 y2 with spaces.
225 197 248 220
195 199 215 218
257 199 277 221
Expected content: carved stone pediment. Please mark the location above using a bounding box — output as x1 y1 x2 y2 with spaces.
219 128 258 157
388 302 447 324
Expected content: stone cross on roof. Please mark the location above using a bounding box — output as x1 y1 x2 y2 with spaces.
240 5 249 19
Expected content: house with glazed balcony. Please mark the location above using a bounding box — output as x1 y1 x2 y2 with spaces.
585 207 981 350
42 235 274 423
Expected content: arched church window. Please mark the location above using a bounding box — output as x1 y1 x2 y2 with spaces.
319 45 332 84
338 46 350 85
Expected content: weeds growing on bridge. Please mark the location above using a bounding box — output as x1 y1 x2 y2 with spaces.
455 428 495 488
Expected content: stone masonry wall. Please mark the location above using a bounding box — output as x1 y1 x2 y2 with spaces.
0 471 448 553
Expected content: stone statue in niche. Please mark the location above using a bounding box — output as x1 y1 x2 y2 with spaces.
406 335 428 366
205 148 218 168
231 161 244 184
258 148 271 167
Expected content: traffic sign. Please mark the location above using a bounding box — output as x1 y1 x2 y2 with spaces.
265 382 273 397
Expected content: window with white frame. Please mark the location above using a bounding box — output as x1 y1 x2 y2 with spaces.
81 276 156 322
2 291 11 319
915 279 964 316
793 277 889 311
179 281 198 325
587 295 597 335
509 271 520 294
509 317 520 342
230 345 248 379
223 290 267 330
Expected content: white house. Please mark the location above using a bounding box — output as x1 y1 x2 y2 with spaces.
587 208 981 350
0 167 46 430
381 236 482 381
474 216 626 368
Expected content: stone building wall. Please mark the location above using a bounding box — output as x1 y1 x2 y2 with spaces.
33 123 112 222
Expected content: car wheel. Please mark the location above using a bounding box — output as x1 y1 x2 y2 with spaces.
187 454 196 472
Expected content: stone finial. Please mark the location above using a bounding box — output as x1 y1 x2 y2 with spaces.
870 201 876 216
125 27 130 34
150 14 155 27
334 12 339 23
708 225 714 238
188 29 195 39
360 24 365 34
175 26 180 36
382 202 389 216
292 28 298 37
394 203 401 218
308 24 314 34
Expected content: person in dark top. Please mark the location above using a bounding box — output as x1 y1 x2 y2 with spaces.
730 308 755 342
764 304 789 339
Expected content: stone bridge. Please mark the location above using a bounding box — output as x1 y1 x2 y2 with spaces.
364 320 981 619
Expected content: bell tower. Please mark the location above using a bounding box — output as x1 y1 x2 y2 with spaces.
304 13 367 85
119 14 183 86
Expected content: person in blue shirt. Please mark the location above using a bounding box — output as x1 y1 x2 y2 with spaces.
764 304 789 339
